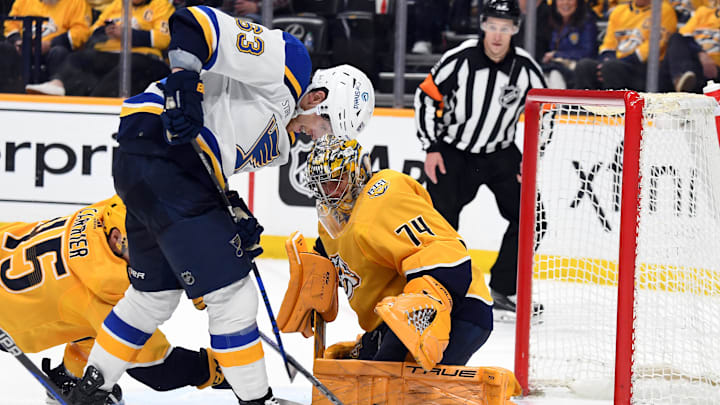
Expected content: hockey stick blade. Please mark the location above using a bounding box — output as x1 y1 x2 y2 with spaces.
189 138 296 382
259 331 344 405
0 327 71 405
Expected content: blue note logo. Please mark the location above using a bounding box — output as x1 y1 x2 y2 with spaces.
235 116 281 171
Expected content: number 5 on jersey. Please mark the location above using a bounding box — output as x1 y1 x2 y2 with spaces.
395 216 435 247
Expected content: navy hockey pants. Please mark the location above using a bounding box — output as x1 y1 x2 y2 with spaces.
112 148 253 298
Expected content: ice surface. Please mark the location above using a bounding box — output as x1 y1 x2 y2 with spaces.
0 259 609 404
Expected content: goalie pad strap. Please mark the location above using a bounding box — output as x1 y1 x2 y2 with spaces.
278 232 339 337
374 275 453 371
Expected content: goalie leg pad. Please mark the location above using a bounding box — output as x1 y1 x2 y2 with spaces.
374 276 453 371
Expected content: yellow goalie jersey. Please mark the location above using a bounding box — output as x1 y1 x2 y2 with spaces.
0 198 169 376
318 169 493 332
600 0 677 61
680 6 720 67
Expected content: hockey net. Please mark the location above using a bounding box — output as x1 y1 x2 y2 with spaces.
515 90 720 404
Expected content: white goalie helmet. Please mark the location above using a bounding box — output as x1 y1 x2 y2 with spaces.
299 65 375 140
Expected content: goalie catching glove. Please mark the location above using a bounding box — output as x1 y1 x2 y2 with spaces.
374 275 453 371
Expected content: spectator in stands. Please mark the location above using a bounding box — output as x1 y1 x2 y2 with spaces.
669 0 704 23
3 0 91 83
231 0 291 22
410 0 449 54
660 4 720 92
573 0 676 91
589 0 630 19
25 0 173 97
542 0 598 88
515 0 553 58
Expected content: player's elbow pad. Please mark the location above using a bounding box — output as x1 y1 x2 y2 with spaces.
375 275 453 371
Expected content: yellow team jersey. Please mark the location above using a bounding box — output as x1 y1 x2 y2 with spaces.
318 170 491 332
592 0 631 18
0 198 170 377
92 0 173 58
681 6 720 66
601 0 677 60
4 0 91 50
670 0 706 16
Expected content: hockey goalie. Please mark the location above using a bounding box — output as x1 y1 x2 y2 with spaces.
277 135 521 404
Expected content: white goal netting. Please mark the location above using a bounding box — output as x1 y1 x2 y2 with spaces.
524 93 720 404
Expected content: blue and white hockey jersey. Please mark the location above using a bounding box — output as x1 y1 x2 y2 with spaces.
118 6 311 182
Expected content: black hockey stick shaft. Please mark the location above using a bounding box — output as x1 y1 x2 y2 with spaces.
189 137 297 381
0 327 71 405
259 332 344 405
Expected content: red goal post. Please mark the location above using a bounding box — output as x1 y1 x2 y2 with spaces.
514 89 720 404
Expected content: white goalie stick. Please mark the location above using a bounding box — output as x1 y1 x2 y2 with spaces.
0 326 73 405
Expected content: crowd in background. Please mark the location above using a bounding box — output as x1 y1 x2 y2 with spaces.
2 0 720 97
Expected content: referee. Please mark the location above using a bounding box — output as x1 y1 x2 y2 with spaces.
413 0 545 319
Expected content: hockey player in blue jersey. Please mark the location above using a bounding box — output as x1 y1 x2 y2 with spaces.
67 5 375 405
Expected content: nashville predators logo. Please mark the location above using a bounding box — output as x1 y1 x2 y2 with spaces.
330 253 361 300
569 32 579 45
367 179 389 198
235 116 281 171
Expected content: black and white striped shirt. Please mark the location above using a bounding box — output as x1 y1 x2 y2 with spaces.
414 39 546 154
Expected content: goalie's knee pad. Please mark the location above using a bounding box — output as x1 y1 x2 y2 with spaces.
375 275 453 371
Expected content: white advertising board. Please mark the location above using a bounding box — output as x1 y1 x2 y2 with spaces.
0 96 513 252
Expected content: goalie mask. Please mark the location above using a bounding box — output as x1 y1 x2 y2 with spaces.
305 134 370 238
103 195 128 259
297 65 375 140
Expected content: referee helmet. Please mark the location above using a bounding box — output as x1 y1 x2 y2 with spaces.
481 0 521 24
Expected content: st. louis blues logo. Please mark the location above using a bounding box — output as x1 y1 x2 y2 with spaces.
235 116 281 171
288 138 315 198
330 253 361 300
229 234 244 258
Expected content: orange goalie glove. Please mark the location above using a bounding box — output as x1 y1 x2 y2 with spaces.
374 275 453 371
